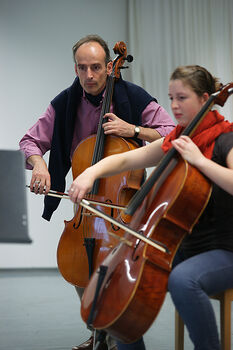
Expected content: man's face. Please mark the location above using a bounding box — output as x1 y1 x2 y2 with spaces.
74 41 112 96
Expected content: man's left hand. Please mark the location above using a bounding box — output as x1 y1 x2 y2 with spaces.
102 113 135 138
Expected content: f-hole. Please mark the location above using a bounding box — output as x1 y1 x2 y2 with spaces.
105 199 120 232
132 239 141 261
73 206 84 230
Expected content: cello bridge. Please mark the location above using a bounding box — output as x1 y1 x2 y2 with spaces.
82 213 97 217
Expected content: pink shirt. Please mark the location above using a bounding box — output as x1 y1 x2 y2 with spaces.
20 95 174 169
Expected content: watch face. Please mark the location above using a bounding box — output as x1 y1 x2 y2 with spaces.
134 126 140 137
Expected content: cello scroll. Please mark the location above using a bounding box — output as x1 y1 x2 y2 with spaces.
112 41 133 79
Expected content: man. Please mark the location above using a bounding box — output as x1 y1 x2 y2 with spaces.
19 34 175 350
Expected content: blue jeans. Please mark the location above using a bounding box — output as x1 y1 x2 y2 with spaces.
169 249 233 350
116 249 233 350
116 337 145 350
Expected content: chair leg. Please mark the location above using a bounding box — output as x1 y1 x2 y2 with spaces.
219 290 231 350
175 309 184 350
175 289 233 350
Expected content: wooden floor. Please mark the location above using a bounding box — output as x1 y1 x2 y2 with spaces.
0 268 229 350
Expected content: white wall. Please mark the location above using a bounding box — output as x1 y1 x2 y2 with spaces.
128 0 233 122
0 0 129 268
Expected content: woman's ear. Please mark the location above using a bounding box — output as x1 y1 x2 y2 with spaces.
202 92 210 102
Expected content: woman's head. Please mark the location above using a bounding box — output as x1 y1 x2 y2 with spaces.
170 65 221 96
169 65 222 127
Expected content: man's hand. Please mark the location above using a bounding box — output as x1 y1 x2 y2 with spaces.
102 113 135 138
102 113 162 142
28 155 51 194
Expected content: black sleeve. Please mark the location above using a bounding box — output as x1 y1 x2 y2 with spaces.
213 132 233 166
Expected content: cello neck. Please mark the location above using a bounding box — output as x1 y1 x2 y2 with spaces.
92 41 131 168
92 75 115 166
90 41 133 195
91 75 115 195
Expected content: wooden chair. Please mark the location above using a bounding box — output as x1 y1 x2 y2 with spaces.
175 288 233 350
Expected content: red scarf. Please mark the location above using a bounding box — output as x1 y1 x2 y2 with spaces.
162 110 233 159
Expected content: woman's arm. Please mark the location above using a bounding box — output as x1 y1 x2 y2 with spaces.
69 138 165 202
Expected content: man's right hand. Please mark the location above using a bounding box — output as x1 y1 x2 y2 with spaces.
27 155 51 194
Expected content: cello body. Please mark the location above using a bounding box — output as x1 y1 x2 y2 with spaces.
57 135 144 287
80 157 212 343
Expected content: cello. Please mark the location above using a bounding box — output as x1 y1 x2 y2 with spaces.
80 83 233 343
56 41 144 288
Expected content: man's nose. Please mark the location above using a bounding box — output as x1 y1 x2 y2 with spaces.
87 67 93 79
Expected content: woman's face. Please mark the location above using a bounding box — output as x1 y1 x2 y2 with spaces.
168 79 209 127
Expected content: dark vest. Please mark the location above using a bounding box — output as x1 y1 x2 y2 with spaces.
42 76 157 221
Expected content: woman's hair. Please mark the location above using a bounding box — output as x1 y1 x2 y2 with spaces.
72 34 111 66
170 65 222 96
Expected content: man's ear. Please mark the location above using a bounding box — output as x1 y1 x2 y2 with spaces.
107 61 113 76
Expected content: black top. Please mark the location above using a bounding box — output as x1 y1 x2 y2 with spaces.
181 132 233 258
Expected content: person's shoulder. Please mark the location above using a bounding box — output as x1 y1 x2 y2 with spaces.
216 131 233 144
114 78 157 104
52 77 81 105
51 88 68 106
120 79 155 100
121 79 146 92
214 132 233 161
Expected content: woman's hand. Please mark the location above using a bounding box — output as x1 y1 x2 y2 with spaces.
171 135 205 167
68 168 96 203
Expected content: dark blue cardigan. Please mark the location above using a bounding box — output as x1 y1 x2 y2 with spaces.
42 76 157 220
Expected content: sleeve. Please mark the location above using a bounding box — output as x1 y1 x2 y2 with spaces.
214 132 233 166
19 104 55 169
141 101 175 137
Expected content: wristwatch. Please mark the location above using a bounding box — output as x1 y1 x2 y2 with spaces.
134 125 140 138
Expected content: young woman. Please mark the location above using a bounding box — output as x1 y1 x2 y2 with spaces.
69 65 233 350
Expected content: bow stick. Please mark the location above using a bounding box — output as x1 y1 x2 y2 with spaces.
27 186 125 210
27 185 168 253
